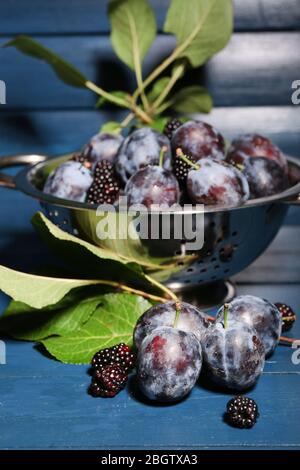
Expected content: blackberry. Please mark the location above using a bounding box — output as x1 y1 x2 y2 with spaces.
111 343 136 372
275 303 296 332
86 160 120 205
89 380 117 398
72 152 92 169
226 396 259 429
100 364 128 392
91 343 135 372
172 148 197 187
163 118 183 141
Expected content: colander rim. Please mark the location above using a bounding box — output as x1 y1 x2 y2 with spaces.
14 153 300 215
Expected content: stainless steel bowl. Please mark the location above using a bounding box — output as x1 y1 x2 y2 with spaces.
1 153 300 304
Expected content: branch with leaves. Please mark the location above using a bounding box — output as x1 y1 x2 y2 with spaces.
4 0 233 131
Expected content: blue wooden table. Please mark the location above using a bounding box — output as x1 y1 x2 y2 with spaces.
0 0 300 450
0 187 299 449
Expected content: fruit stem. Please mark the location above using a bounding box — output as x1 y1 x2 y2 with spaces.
223 303 230 329
279 335 300 345
159 146 168 167
173 301 182 328
176 148 200 170
144 274 178 302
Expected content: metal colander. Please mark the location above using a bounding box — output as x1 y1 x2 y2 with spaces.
1 153 300 304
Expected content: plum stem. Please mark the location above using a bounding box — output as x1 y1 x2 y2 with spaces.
279 335 300 345
159 146 168 167
223 303 230 329
176 148 200 170
173 301 182 328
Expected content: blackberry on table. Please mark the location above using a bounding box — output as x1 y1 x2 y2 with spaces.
100 364 128 392
86 160 120 205
90 364 127 398
275 303 297 332
163 118 183 141
89 380 117 398
226 396 259 429
91 343 135 372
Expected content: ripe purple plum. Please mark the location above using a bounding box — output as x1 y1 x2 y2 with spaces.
115 128 171 185
187 158 249 207
43 161 93 202
137 327 202 402
125 166 180 207
227 134 288 173
82 132 123 166
229 156 288 199
216 295 282 357
171 120 225 161
202 320 265 391
134 301 209 350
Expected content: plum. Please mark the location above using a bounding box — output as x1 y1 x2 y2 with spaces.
82 132 123 166
216 295 282 357
171 120 225 162
229 156 288 199
134 301 209 350
186 158 249 207
227 134 288 173
137 326 202 402
202 319 265 391
115 128 171 185
43 161 93 202
125 166 180 208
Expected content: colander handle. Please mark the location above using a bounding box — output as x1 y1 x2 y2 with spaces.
0 154 47 189
284 193 300 205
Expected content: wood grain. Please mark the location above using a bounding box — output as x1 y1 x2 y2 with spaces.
1 33 299 109
1 107 299 157
0 0 299 34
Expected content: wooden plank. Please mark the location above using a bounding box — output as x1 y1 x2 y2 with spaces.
0 0 299 34
0 370 299 449
0 107 299 157
234 227 300 283
1 33 299 109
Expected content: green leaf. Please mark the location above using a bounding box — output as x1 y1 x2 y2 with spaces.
108 0 156 70
0 264 102 309
31 212 147 283
171 85 213 113
41 293 151 363
100 121 122 134
5 36 88 87
96 91 128 108
147 77 171 102
164 0 233 68
0 296 102 341
149 117 170 132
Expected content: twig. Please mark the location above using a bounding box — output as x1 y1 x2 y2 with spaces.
132 2 215 101
144 274 178 302
127 10 150 112
152 63 185 111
